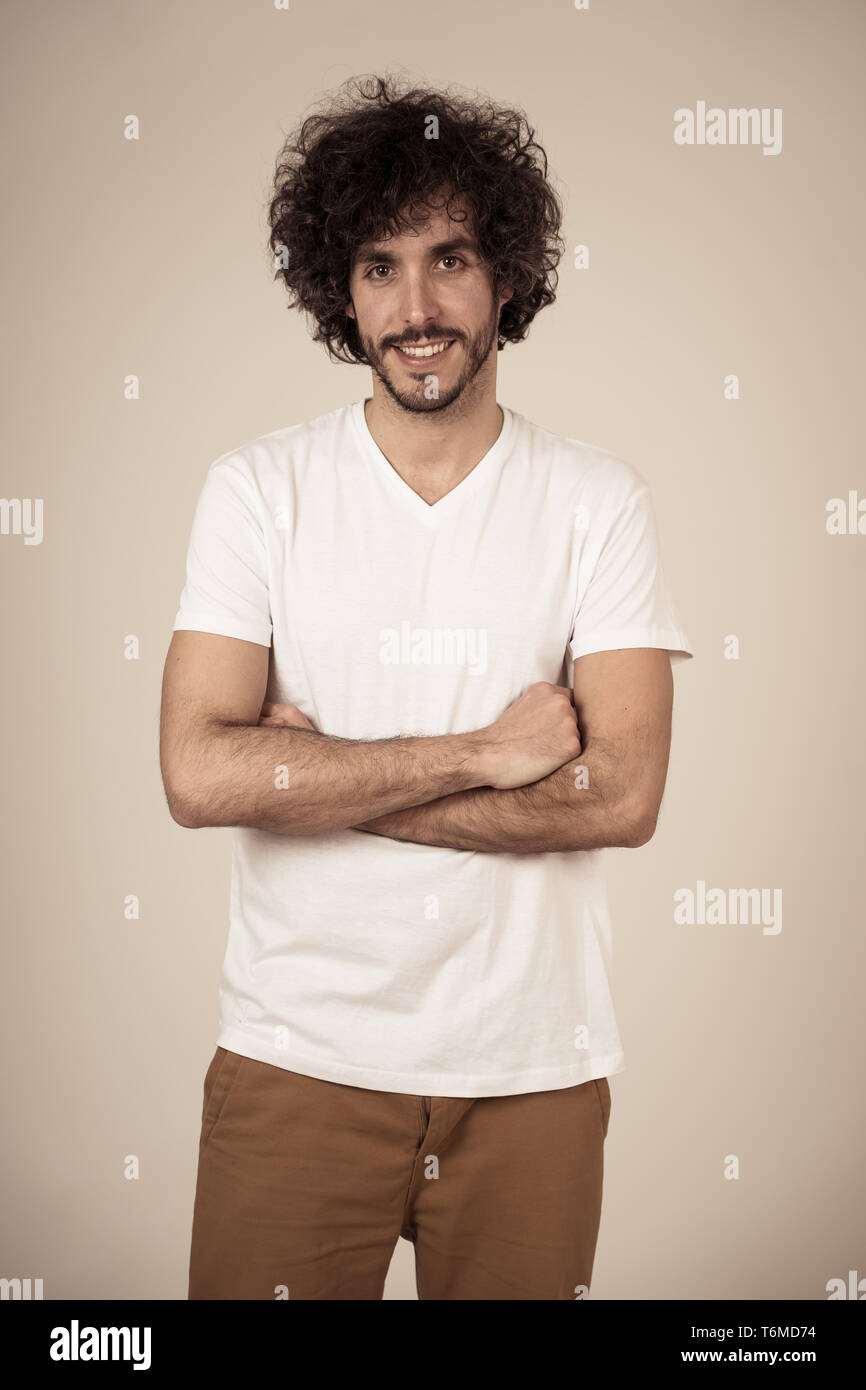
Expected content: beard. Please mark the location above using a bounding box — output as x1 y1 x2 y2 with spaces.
357 299 500 415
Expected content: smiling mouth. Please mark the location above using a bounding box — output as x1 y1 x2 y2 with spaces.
391 338 456 365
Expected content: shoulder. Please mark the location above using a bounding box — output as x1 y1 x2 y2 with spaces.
509 409 650 505
199 402 354 494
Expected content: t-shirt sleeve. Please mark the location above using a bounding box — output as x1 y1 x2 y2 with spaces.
172 455 273 648
568 478 693 665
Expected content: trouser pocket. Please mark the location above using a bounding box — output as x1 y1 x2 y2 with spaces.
201 1046 245 1147
592 1076 611 1138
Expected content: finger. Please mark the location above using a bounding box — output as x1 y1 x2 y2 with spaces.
262 701 304 721
260 711 317 731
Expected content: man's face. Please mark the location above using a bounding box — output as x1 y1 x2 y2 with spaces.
345 194 512 413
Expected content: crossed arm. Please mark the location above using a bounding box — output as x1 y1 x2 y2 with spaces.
259 709 624 852
353 757 632 852
160 631 675 854
348 648 671 852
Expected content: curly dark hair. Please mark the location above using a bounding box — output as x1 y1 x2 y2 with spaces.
266 73 565 364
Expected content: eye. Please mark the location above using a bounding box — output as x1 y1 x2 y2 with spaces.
439 255 465 270
365 264 392 279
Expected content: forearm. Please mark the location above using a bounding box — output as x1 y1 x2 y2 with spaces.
174 722 491 834
354 745 639 853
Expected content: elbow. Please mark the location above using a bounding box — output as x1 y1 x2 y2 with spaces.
594 793 658 850
562 796 656 852
163 770 205 830
166 791 204 829
168 797 204 829
623 802 659 848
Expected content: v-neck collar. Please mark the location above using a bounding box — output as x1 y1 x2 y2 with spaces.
349 396 516 525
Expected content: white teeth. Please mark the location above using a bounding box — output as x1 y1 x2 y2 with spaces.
398 340 452 357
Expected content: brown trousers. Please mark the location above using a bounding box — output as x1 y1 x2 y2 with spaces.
188 1046 611 1301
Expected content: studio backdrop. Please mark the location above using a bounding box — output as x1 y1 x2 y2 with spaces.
1 0 863 1301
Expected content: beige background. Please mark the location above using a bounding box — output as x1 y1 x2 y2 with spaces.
2 0 864 1300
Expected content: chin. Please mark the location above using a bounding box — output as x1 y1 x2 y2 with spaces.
387 385 464 413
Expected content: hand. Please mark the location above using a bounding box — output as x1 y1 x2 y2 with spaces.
476 681 582 789
258 701 318 732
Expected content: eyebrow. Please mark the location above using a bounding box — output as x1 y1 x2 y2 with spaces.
354 235 480 267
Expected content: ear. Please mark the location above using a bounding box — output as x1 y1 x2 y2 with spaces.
498 285 514 308
346 300 356 321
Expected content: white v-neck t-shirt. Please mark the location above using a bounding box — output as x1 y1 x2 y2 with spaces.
172 398 693 1097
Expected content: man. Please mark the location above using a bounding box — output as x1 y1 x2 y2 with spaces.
160 75 693 1301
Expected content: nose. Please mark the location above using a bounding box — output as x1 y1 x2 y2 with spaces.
396 268 441 334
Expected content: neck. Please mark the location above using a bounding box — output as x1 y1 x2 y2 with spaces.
363 379 504 503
